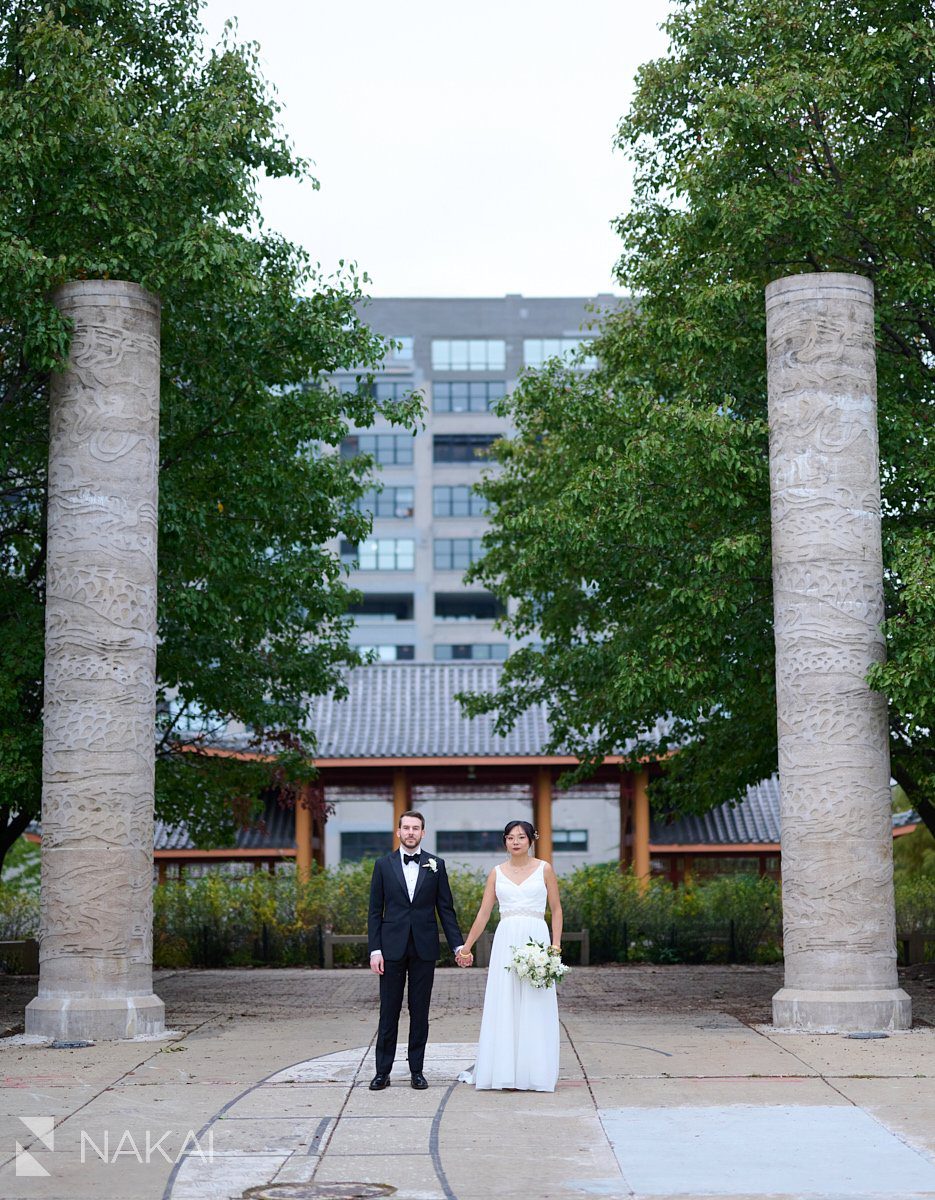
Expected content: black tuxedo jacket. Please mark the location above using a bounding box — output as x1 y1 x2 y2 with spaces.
367 850 463 962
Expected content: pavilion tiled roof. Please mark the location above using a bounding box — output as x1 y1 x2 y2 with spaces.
305 662 551 758
298 662 672 760
153 798 297 852
650 776 782 846
651 775 916 846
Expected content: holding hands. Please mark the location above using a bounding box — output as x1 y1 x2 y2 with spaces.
455 947 473 968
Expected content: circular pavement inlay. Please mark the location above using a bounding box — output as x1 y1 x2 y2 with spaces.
242 1185 396 1199
166 1042 476 1200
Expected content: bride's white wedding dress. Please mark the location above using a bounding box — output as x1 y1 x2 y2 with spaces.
461 861 560 1092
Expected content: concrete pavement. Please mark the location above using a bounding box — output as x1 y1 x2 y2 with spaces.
1 967 933 1200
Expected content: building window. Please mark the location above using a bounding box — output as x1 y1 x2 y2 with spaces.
341 539 415 571
355 486 414 518
686 855 762 879
358 644 415 662
433 485 488 517
374 380 414 403
434 643 508 661
431 339 506 371
523 337 597 369
433 380 505 413
341 434 414 466
433 434 498 464
348 593 414 621
334 379 413 401
552 829 589 852
435 592 504 621
341 831 394 861
437 830 508 853
159 697 224 735
387 336 414 363
334 377 368 395
433 538 485 570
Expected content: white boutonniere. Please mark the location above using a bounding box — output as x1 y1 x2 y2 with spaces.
423 857 438 873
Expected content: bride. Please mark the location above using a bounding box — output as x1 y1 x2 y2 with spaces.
456 819 563 1091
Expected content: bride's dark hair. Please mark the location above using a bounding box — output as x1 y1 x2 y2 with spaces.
503 819 537 844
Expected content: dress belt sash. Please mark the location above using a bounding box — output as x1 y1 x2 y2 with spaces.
499 907 545 920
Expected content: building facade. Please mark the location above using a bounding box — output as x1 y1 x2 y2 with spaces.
331 295 614 664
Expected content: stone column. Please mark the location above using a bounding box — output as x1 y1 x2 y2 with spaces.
26 281 165 1041
765 272 910 1031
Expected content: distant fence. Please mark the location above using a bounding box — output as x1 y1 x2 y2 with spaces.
0 938 38 974
898 931 935 966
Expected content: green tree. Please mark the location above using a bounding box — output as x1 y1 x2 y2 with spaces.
463 0 935 833
0 0 419 870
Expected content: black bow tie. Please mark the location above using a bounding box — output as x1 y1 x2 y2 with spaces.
403 853 420 865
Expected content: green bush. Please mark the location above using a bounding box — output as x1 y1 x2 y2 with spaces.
153 867 324 968
692 874 783 963
895 874 935 935
151 859 488 968
12 839 928 969
0 886 39 939
555 867 782 964
558 862 645 963
155 871 248 967
0 838 41 894
893 825 935 880
442 865 489 965
149 861 790 968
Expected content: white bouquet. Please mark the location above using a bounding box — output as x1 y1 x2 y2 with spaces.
506 938 569 989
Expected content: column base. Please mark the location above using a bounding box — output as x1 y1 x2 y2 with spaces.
771 987 912 1032
25 994 165 1041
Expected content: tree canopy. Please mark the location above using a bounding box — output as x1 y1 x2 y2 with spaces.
463 0 935 834
0 0 417 865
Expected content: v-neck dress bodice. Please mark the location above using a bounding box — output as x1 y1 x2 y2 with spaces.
495 862 548 921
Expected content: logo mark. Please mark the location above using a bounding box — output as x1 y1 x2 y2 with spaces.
16 1116 54 1177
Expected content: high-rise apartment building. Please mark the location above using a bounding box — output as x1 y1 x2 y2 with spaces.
332 295 616 662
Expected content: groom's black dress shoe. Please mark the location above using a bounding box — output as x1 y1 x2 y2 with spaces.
369 1073 390 1090
410 1072 428 1090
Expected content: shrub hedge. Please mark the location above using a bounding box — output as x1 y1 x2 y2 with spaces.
0 888 40 941
147 862 787 967
2 859 931 967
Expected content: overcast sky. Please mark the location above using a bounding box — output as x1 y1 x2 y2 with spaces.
200 1 674 297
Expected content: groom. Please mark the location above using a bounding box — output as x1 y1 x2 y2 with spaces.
367 810 469 1090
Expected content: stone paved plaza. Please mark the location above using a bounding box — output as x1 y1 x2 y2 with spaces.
1 965 933 1200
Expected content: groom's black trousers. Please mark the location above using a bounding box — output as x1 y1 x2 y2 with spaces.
376 931 435 1075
